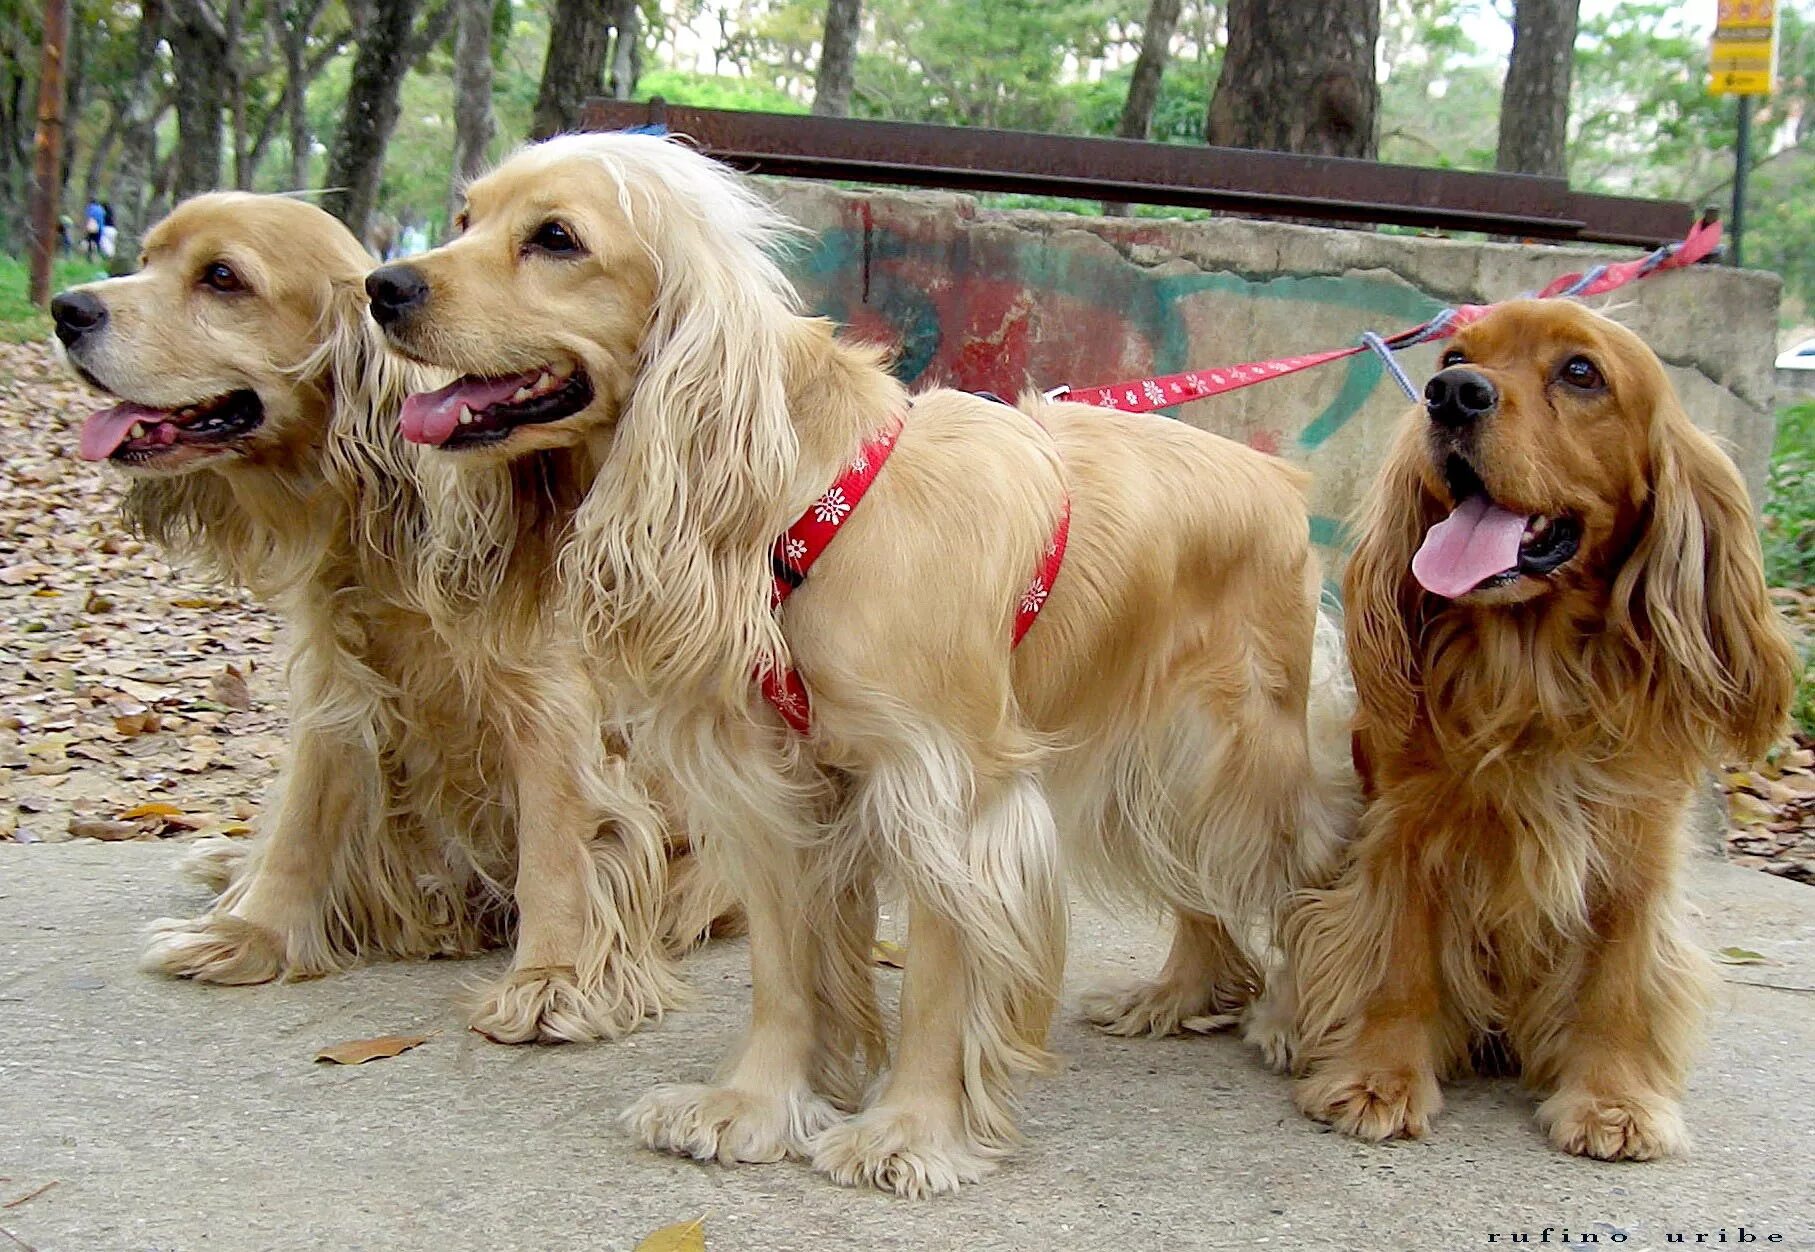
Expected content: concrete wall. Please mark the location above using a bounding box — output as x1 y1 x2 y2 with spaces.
764 180 1783 564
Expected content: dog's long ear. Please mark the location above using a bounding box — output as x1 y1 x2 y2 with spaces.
1613 395 1798 762
565 143 802 697
303 275 433 575
1342 417 1441 754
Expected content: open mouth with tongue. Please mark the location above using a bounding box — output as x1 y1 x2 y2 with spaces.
78 390 265 467
399 362 592 450
1411 456 1582 600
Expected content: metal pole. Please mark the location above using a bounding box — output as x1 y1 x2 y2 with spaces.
1732 93 1753 269
27 0 70 309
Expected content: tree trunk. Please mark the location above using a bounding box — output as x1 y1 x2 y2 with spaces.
1495 0 1578 178
530 0 611 139
1118 0 1182 140
111 0 165 269
1102 0 1183 216
167 0 229 198
226 0 255 188
81 107 120 205
58 13 83 199
284 30 310 187
448 0 496 222
323 0 447 245
1206 0 1379 159
28 0 69 305
810 0 861 118
606 0 639 101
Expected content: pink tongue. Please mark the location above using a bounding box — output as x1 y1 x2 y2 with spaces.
1411 495 1531 599
399 371 541 446
80 402 170 462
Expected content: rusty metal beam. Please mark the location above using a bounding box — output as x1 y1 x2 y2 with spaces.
577 101 1694 249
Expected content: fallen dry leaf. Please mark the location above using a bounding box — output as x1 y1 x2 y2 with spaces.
871 940 907 969
312 1034 429 1065
635 1218 706 1252
67 817 141 842
117 801 184 820
208 665 252 712
1714 946 1769 965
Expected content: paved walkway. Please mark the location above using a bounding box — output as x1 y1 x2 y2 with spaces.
2 843 1811 1251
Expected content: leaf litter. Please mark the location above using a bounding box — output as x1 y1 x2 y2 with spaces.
1 342 285 849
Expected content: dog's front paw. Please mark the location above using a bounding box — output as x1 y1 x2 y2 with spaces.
1241 995 1298 1074
140 913 285 985
1296 1063 1442 1142
1537 1088 1688 1161
810 1106 996 1199
1080 980 1243 1039
621 1083 840 1165
468 964 653 1044
178 836 254 897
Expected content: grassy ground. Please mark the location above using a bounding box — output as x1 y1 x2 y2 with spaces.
0 253 112 345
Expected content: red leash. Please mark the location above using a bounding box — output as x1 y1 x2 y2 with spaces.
1055 219 1723 414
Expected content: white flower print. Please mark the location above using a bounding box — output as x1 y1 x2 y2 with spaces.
849 451 870 473
813 486 852 525
783 537 808 563
1021 578 1048 616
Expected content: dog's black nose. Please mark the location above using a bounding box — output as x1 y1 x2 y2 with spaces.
365 265 429 327
1424 367 1497 429
50 290 107 347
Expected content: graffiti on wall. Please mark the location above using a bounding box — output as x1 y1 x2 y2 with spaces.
785 199 1442 461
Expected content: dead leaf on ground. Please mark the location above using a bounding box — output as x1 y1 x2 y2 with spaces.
1714 946 1769 965
208 665 252 712
871 940 907 969
313 1034 429 1065
635 1218 706 1252
117 801 184 820
67 817 141 842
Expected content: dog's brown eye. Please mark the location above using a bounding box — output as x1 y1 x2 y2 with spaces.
526 221 582 255
453 211 469 235
1560 355 1603 390
1440 349 1466 368
200 262 244 293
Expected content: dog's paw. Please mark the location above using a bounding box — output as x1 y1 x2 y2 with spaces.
1537 1088 1688 1161
1080 980 1244 1039
810 1106 996 1199
178 836 253 897
140 913 285 985
468 964 650 1045
1241 1000 1298 1074
621 1083 841 1166
1295 1064 1442 1142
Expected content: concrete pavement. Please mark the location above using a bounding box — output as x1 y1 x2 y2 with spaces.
2 842 1811 1252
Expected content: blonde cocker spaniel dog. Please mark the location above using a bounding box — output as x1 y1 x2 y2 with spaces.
53 193 731 1044
366 133 1357 1196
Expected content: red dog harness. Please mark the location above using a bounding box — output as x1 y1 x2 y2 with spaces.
758 406 1071 734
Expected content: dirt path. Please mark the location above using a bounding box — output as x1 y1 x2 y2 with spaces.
1 339 1809 885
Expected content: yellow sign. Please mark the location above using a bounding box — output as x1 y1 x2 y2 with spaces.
1711 0 1779 95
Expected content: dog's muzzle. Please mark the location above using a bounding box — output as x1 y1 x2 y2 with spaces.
1425 367 1497 431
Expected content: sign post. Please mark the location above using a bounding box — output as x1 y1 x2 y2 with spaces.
1710 0 1780 269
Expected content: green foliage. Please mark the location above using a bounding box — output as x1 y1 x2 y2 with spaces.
634 68 807 113
0 254 110 344
1765 401 1815 589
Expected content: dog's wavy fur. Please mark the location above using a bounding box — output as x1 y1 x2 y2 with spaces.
375 134 1356 1195
1290 300 1798 1160
57 193 734 1043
